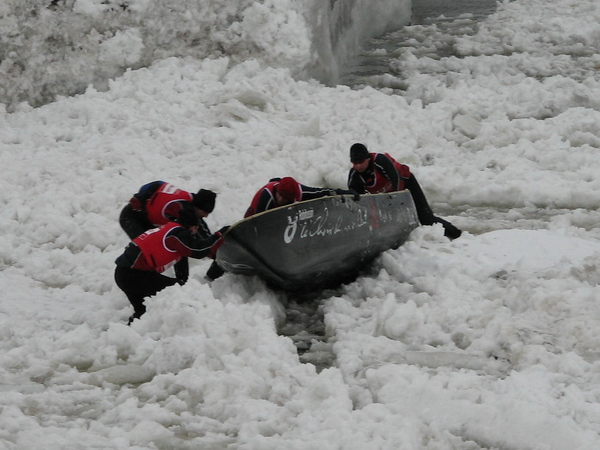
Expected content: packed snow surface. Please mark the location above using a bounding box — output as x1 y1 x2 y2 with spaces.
1 0 600 448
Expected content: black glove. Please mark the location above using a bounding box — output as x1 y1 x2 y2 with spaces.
174 258 189 286
206 261 225 281
434 217 462 241
335 189 360 201
443 224 462 240
217 225 231 236
209 227 230 259
348 190 360 201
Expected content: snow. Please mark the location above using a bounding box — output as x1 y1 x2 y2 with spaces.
2 0 600 448
0 0 410 109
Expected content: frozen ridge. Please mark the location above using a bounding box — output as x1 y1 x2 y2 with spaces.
0 0 411 109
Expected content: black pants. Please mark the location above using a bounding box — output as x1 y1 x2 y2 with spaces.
206 260 225 281
114 266 177 321
405 174 462 240
404 174 436 225
119 204 154 240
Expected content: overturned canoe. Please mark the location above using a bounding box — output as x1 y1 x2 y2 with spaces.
216 191 419 291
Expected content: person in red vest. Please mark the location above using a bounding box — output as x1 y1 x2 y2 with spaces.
119 180 217 239
347 143 462 240
114 203 229 324
119 180 224 282
244 176 359 218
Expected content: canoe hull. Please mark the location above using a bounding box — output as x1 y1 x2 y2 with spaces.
216 191 419 291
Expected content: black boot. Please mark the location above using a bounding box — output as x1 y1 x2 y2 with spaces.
127 305 145 325
206 260 225 281
434 217 462 240
443 224 462 240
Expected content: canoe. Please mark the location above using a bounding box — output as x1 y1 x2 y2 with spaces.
216 191 419 291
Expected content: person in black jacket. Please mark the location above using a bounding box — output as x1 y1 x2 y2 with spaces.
244 176 359 218
119 180 216 239
115 203 229 324
348 143 461 240
119 181 225 281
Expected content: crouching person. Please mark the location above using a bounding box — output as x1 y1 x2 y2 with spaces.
114 202 229 325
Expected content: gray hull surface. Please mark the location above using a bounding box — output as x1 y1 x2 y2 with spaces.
216 191 419 291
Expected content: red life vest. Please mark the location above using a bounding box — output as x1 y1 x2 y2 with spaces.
245 180 302 217
133 222 182 273
145 183 193 226
365 153 411 194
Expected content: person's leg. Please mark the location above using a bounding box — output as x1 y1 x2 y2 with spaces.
433 216 462 240
205 260 225 281
404 174 461 239
114 266 177 323
119 204 153 239
404 174 436 225
127 296 146 324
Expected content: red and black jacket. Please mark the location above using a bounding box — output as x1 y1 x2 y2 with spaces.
133 181 194 226
120 181 196 239
347 153 411 194
244 179 345 218
115 222 221 273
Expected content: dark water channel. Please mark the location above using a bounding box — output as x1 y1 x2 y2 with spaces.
340 0 498 86
411 0 498 25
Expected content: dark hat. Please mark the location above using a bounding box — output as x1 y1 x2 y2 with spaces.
350 143 370 163
192 189 216 213
176 202 199 228
276 177 299 202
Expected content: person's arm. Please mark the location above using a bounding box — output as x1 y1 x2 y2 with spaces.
245 189 276 217
298 185 337 201
163 201 184 222
298 185 360 201
174 257 189 285
196 218 212 237
347 170 366 194
373 154 401 191
333 188 360 200
165 226 225 259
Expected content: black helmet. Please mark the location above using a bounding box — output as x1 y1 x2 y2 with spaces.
350 143 370 163
192 189 216 213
